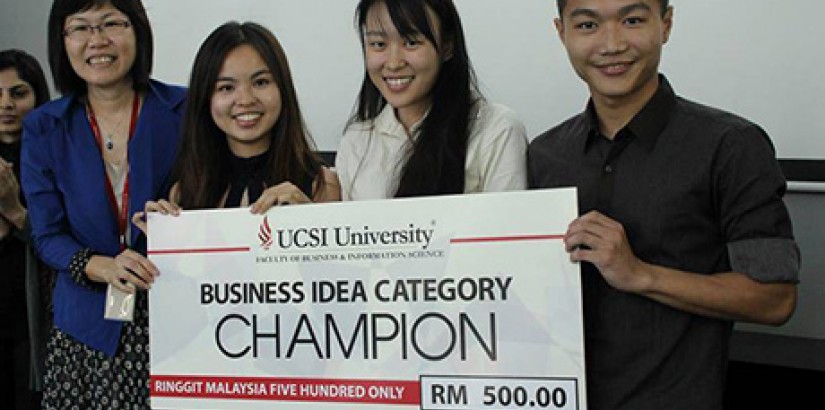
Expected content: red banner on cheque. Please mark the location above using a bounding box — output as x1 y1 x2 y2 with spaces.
151 375 420 405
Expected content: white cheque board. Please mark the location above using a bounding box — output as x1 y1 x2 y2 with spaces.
148 188 586 410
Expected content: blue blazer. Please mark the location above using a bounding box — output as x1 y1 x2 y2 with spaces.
21 80 185 356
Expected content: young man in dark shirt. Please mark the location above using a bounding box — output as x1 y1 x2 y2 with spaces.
528 1 800 409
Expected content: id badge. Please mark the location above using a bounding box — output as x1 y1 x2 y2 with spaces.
104 283 136 322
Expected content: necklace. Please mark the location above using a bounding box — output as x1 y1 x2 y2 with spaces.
105 129 118 150
86 92 140 250
86 93 140 150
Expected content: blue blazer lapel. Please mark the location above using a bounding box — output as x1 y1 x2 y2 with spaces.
127 85 185 248
128 99 151 248
65 104 121 253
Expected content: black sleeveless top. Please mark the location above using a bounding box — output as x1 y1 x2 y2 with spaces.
223 151 316 207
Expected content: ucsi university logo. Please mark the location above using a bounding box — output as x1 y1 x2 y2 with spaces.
258 216 274 250
257 216 436 251
258 215 328 251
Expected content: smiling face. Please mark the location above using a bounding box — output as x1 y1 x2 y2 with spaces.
62 2 136 91
363 1 446 130
210 44 282 158
0 68 37 142
555 0 672 109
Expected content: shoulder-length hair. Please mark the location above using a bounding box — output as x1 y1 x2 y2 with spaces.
173 21 324 210
0 49 51 106
47 0 153 95
350 0 479 197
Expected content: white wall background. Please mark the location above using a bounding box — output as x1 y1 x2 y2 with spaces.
2 0 825 366
2 0 825 159
0 0 52 88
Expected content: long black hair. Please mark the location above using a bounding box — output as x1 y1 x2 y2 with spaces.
173 21 324 209
350 0 480 197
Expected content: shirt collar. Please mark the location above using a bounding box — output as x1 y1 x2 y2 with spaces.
582 74 677 153
374 104 429 140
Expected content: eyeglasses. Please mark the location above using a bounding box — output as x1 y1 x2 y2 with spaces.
63 19 132 41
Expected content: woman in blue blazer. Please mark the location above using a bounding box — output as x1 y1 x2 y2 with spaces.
21 1 184 408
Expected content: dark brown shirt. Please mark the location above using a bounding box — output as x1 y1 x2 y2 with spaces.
528 75 799 410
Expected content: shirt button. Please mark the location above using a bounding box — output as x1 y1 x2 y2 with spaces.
604 165 613 173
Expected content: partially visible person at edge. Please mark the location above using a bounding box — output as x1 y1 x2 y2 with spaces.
21 0 185 408
133 21 339 229
0 48 51 410
336 0 528 200
528 1 799 409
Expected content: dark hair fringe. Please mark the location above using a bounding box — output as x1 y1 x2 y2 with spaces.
349 0 480 197
556 0 670 16
173 21 324 209
0 49 51 105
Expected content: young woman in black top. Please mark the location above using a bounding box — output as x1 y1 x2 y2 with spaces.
134 21 339 225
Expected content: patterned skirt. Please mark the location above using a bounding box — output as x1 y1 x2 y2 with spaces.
41 292 149 410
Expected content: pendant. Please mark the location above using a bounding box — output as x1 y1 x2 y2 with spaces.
106 135 114 150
